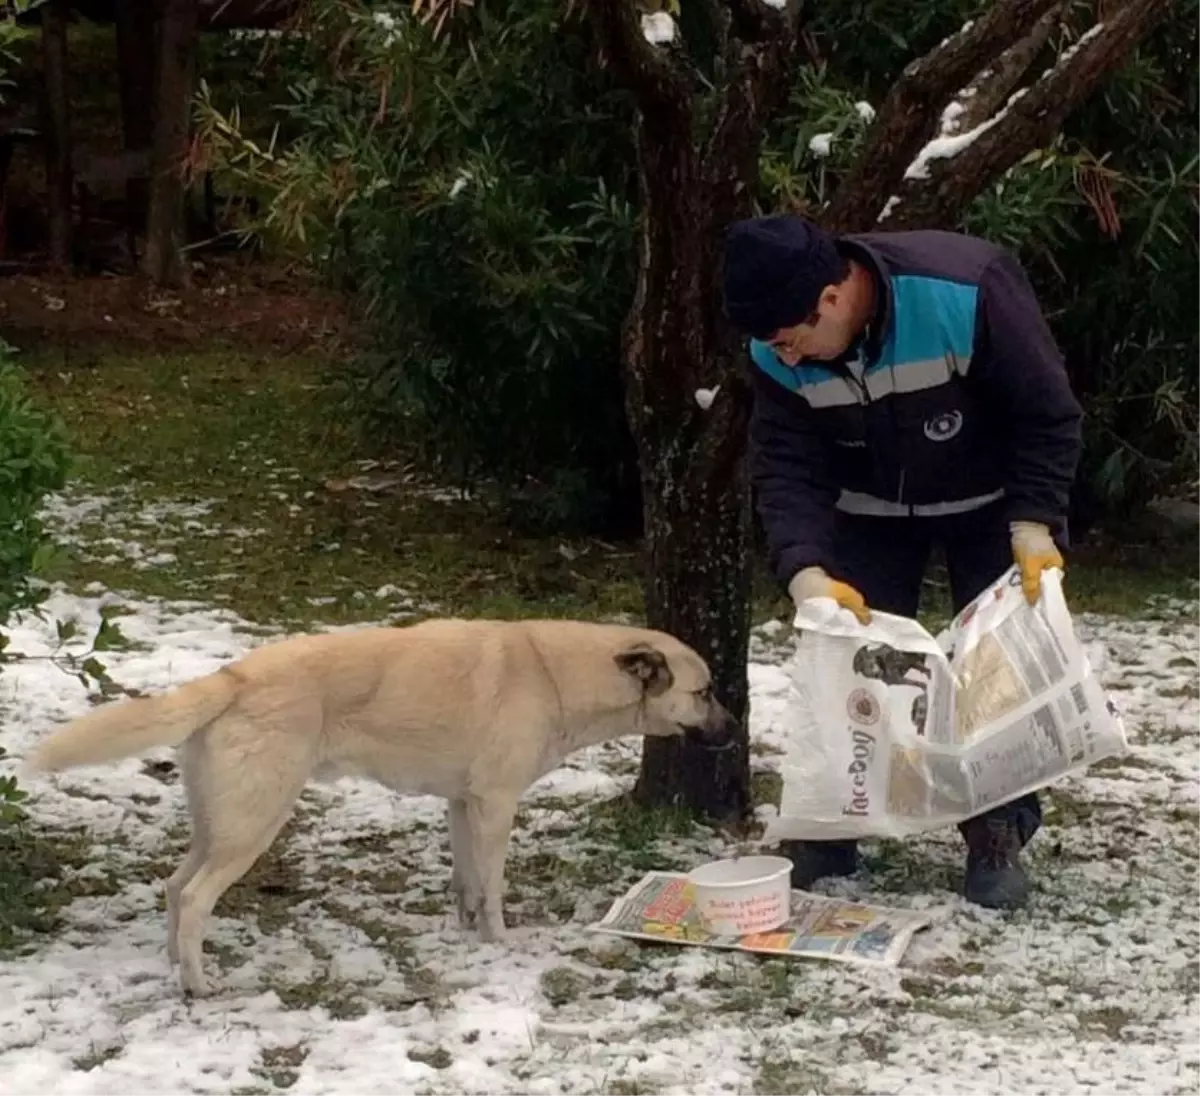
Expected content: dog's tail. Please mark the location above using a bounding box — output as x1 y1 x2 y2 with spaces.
25 669 240 774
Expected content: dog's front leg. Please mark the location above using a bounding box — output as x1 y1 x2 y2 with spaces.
447 798 482 929
465 793 520 943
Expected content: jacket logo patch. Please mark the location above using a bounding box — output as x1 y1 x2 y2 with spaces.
923 410 963 442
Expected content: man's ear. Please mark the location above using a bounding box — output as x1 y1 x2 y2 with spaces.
614 643 673 698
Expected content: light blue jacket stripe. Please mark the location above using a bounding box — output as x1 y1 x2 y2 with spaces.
749 274 980 394
876 275 978 373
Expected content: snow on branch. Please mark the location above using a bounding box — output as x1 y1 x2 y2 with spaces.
902 90 1027 181
881 0 1175 232
640 10 677 44
824 0 1061 232
945 3 1063 135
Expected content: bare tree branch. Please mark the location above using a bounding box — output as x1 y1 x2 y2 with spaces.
824 0 1062 232
883 0 1177 231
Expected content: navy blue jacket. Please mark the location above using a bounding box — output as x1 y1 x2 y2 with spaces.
748 230 1083 585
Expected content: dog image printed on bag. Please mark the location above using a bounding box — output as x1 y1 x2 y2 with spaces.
852 642 933 737
24 618 736 998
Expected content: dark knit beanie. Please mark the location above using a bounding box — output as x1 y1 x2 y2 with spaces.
722 215 842 339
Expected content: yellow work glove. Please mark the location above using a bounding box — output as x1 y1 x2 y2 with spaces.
1010 521 1064 606
788 566 871 625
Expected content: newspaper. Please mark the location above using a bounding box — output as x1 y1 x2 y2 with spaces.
588 871 932 967
766 566 1128 843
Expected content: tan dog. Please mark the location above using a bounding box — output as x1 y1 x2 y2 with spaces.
26 618 736 997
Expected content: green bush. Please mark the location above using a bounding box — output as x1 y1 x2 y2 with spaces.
0 341 71 620
201 0 642 532
0 339 72 951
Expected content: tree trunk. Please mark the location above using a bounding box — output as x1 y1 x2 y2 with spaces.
116 0 158 241
40 0 72 268
143 0 198 286
587 0 801 822
634 466 753 818
622 112 755 820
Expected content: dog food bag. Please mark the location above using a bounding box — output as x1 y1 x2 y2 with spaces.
765 567 1128 843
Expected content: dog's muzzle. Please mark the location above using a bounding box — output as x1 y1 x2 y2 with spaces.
684 708 739 752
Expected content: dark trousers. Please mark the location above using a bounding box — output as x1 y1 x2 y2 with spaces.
831 500 1043 845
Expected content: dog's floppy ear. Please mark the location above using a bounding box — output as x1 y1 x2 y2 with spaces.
614 643 673 697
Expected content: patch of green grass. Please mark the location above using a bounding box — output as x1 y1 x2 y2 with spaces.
24 347 653 627
1075 1006 1133 1040
254 1044 309 1090
494 794 722 930
540 966 592 1007
1060 541 1199 618
0 820 97 956
752 1050 856 1096
72 1042 124 1072
751 770 783 811
407 1045 454 1070
858 838 957 896
269 975 370 1020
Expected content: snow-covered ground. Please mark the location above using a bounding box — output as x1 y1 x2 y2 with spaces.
0 495 1196 1095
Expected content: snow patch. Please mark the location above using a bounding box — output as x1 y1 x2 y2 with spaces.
640 11 676 45
878 195 901 222
808 132 834 158
904 88 1027 181
0 577 1195 1093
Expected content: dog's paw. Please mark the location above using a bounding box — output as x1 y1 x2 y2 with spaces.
180 968 215 999
453 885 482 930
476 910 507 944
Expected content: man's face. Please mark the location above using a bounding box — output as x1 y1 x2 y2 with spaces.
765 283 858 364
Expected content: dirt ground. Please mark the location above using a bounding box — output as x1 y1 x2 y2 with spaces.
0 257 351 353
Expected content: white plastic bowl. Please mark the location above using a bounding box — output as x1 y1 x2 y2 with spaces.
688 854 793 936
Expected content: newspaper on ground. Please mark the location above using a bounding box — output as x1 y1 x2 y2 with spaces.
766 565 1128 843
588 871 932 967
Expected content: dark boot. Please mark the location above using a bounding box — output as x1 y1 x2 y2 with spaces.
961 816 1030 909
782 839 859 889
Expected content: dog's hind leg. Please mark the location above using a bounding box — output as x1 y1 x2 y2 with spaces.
166 734 211 965
173 722 313 997
464 793 520 944
166 844 205 965
448 798 482 930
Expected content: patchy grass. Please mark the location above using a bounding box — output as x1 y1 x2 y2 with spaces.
254 1044 309 1090
0 820 97 956
22 346 651 627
